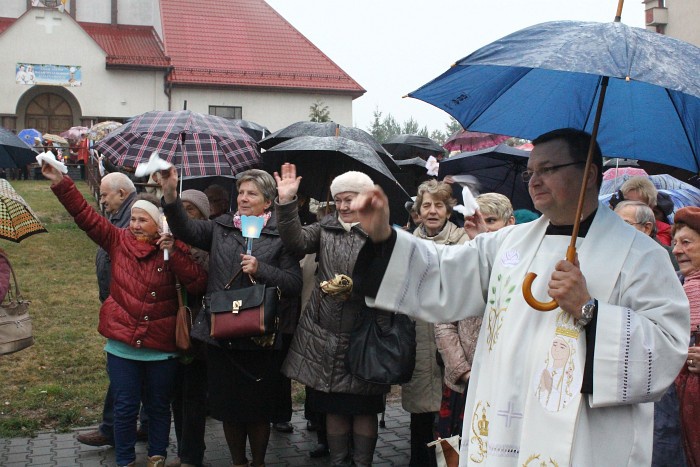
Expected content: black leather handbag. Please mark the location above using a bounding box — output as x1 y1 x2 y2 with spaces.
209 269 280 340
346 307 416 385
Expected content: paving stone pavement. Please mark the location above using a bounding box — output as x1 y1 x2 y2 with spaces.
0 402 411 466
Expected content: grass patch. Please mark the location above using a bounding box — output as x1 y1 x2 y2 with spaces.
0 180 107 437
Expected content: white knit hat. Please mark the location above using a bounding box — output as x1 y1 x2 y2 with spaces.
181 189 210 219
330 171 374 197
131 200 161 225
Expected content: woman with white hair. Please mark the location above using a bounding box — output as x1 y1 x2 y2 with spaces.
41 164 208 467
275 163 389 467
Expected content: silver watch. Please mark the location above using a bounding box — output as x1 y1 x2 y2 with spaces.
578 298 596 327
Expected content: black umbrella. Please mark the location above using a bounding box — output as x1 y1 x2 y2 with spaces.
230 119 269 142
0 128 38 169
262 136 411 225
438 144 534 211
382 134 444 160
393 157 434 196
259 121 398 171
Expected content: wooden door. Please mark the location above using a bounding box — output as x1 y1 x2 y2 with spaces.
25 93 73 133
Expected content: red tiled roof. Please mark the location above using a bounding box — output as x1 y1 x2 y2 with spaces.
0 17 15 35
80 22 170 69
160 0 365 96
0 16 169 69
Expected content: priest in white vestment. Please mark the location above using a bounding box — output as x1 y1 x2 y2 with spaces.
349 129 689 467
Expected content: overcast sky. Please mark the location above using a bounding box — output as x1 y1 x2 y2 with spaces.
265 0 646 134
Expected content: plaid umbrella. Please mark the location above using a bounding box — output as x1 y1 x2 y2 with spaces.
95 110 260 178
0 179 47 242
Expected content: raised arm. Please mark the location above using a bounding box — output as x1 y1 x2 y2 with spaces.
159 166 215 251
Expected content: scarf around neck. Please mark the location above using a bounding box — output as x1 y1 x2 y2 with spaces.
683 269 700 329
232 211 271 231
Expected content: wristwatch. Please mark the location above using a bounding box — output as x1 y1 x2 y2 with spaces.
578 298 597 327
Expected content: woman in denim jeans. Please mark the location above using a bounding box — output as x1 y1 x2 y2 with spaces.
41 163 208 467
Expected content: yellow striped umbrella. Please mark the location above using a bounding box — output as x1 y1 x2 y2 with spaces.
0 179 47 242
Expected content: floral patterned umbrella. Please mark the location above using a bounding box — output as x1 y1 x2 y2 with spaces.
87 121 122 142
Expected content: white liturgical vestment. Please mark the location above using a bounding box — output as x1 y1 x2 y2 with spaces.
367 205 688 466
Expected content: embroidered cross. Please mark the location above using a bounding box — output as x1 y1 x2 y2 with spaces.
496 401 523 428
35 13 62 34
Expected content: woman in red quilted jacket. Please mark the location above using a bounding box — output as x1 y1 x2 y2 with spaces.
41 163 208 467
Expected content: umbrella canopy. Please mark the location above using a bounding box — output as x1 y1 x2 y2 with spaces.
408 20 700 173
17 129 42 147
88 121 123 142
438 144 534 211
0 179 47 242
382 134 444 160
602 166 648 181
59 126 88 143
393 157 434 196
0 128 39 169
42 133 69 146
230 119 269 142
262 136 411 225
259 121 398 171
95 110 260 178
443 130 510 152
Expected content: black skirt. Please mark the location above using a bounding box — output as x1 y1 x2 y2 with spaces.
306 387 386 416
206 344 279 423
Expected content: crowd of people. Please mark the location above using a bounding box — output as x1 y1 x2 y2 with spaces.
37 126 698 467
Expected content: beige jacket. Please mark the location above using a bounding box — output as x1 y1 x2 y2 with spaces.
401 221 469 412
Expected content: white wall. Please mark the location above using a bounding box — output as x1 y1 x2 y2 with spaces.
74 0 112 23
0 0 26 18
665 0 700 46
171 88 354 131
0 9 167 123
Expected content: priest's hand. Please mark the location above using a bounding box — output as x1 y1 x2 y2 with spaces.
547 254 591 319
464 210 487 239
351 186 393 243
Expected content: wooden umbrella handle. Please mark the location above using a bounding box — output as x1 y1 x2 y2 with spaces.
522 245 577 312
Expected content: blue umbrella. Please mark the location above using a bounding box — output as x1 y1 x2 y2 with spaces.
409 18 700 310
408 20 700 173
17 129 42 147
438 144 534 211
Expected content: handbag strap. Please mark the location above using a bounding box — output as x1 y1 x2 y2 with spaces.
0 251 22 301
223 268 257 290
175 279 184 308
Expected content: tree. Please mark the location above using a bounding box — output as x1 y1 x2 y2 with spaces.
309 99 331 122
366 108 458 144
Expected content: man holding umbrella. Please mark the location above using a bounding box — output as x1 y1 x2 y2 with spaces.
351 128 688 466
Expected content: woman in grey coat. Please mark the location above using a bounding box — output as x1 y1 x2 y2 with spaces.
275 163 389 467
160 167 302 467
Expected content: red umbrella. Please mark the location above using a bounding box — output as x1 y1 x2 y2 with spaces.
443 130 510 152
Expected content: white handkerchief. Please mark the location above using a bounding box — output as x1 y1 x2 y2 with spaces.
426 155 440 176
450 175 480 217
135 152 172 178
36 152 68 174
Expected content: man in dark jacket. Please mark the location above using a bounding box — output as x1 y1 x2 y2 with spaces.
77 172 146 447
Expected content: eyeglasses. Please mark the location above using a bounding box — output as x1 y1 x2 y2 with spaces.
521 161 585 183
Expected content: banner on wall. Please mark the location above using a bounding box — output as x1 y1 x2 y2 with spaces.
15 63 82 87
